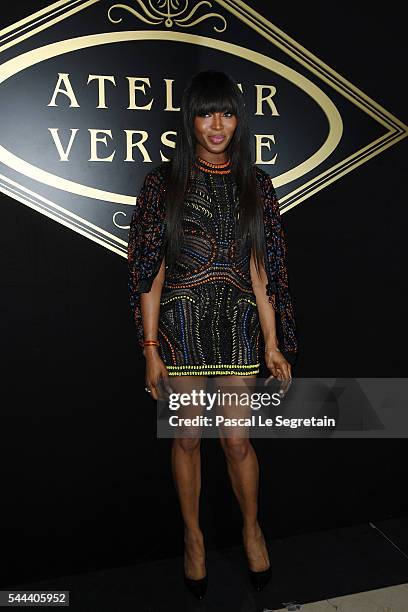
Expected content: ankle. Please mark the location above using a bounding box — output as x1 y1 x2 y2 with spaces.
184 526 204 541
242 521 261 537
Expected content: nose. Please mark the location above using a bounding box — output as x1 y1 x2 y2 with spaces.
211 113 223 129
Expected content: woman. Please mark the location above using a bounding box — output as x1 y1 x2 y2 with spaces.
127 70 298 600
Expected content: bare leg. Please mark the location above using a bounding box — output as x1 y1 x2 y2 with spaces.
170 375 207 580
217 374 270 572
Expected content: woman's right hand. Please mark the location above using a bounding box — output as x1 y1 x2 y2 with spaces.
144 347 173 400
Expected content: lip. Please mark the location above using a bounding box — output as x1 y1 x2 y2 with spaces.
208 135 225 144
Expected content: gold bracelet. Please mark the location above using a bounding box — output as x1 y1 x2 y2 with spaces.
143 339 159 347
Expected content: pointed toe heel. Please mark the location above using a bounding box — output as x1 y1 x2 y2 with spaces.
248 565 272 591
183 572 208 600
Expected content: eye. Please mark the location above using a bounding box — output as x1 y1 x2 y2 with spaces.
224 111 234 117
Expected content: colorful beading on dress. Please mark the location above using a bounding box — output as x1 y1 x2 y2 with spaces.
157 155 260 376
127 158 299 375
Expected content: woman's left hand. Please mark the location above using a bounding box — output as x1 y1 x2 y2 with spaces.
264 347 291 381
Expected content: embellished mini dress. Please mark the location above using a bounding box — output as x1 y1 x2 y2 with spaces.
159 156 260 376
127 157 299 376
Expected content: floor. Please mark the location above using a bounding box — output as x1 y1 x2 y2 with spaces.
5 516 408 611
274 583 408 610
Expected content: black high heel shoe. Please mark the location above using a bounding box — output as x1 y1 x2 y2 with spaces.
183 572 208 600
248 565 272 592
244 527 272 592
183 530 207 599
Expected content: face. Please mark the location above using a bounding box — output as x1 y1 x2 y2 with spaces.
193 110 237 161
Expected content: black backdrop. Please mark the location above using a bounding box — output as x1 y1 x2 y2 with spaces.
1 1 407 587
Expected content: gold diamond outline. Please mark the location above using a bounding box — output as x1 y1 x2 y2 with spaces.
0 0 406 256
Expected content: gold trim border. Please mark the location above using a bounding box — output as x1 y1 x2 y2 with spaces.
0 0 406 255
0 172 126 256
0 0 100 53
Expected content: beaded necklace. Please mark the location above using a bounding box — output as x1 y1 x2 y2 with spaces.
195 155 232 174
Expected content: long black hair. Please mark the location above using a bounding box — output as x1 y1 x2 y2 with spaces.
164 69 266 277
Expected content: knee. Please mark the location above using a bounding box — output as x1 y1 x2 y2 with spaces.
173 436 201 453
221 437 251 462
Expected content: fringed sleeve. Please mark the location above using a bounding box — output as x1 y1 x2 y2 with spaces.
127 167 166 349
260 169 299 354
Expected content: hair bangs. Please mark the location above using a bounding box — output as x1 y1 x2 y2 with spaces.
192 95 238 117
189 76 240 118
